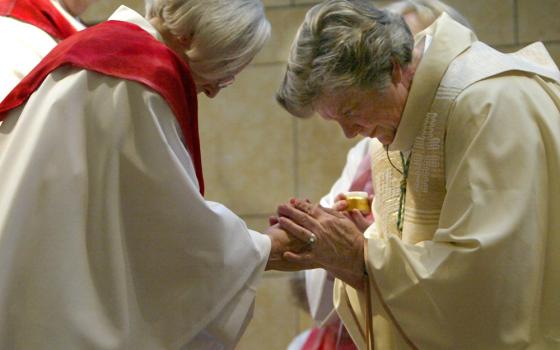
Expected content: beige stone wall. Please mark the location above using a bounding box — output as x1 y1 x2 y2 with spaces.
81 1 560 349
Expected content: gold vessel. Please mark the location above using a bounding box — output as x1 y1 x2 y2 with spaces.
345 191 370 214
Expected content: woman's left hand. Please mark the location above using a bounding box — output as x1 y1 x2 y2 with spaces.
333 192 374 232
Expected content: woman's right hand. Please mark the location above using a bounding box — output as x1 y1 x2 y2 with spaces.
276 199 366 290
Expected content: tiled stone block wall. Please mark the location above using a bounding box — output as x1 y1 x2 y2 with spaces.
81 1 560 349
81 0 145 23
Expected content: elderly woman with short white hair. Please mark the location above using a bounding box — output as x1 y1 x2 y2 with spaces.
145 0 271 97
275 0 560 349
0 1 306 349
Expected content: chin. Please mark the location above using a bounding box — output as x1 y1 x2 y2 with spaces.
376 134 394 145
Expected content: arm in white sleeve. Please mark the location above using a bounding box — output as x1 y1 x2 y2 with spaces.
185 228 270 349
142 86 272 349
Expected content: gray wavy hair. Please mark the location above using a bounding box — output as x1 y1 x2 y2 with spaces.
145 0 270 80
386 0 472 30
276 0 413 118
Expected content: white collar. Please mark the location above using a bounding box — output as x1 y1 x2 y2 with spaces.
424 34 432 54
108 6 163 43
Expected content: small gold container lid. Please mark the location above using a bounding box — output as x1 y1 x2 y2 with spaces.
345 191 370 214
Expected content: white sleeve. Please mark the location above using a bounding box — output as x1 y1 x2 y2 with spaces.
135 81 272 348
304 268 339 325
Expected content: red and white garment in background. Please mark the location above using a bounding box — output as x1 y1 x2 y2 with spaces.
0 0 84 100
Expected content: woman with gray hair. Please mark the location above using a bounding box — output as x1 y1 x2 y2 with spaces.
0 1 305 349
312 0 474 260
277 0 414 121
276 0 560 349
314 0 474 240
296 2 474 349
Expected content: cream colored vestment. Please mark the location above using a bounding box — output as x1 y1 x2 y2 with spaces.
334 14 560 350
0 7 270 350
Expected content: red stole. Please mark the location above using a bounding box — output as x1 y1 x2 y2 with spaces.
0 20 205 195
302 320 357 350
0 0 78 40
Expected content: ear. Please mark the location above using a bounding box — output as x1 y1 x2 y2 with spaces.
390 57 402 85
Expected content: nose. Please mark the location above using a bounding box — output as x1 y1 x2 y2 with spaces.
338 121 360 138
203 85 220 98
217 76 235 89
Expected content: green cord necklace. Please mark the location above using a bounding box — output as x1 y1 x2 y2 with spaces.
385 146 411 233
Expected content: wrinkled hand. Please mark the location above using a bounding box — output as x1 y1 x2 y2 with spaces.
268 198 311 226
277 199 366 290
265 224 318 271
333 193 374 233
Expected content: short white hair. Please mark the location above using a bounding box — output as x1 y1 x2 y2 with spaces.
145 0 270 80
276 0 413 118
385 0 472 30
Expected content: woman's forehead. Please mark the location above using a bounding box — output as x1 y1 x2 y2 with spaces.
314 89 361 116
316 88 367 107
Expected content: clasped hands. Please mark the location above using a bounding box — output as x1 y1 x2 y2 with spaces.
265 194 373 289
